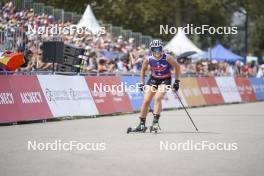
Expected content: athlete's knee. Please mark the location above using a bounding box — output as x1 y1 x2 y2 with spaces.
143 99 151 106
155 95 163 102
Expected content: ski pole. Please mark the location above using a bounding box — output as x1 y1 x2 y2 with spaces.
174 90 199 132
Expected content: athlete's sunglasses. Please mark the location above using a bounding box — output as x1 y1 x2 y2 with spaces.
151 47 162 53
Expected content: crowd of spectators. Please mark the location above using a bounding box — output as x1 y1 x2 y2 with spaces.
180 59 264 78
1 1 264 78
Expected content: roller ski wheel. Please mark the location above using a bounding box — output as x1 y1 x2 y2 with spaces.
150 123 161 134
127 125 147 134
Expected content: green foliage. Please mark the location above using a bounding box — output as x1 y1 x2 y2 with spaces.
36 0 263 54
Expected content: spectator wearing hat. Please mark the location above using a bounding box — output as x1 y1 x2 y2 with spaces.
256 65 264 78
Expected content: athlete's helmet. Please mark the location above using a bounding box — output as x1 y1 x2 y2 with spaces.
149 40 163 52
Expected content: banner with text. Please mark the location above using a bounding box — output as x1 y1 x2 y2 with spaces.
120 76 144 111
180 77 207 106
37 75 98 117
234 77 256 102
0 75 21 123
215 77 242 103
196 77 224 105
162 88 188 109
0 75 52 123
85 76 133 115
250 78 264 100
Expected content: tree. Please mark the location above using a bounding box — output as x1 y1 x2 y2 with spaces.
36 0 263 53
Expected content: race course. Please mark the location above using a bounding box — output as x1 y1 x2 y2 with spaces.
0 102 264 176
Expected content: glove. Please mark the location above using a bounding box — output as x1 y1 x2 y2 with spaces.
173 80 180 91
139 83 144 91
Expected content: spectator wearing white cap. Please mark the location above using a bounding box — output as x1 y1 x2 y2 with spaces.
256 65 264 78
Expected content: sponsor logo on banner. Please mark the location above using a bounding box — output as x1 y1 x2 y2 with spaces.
37 75 98 117
44 88 93 102
0 76 20 123
110 87 125 102
234 77 256 102
250 78 264 100
196 77 224 105
0 75 53 123
180 77 207 106
85 76 133 115
20 92 43 104
45 88 69 102
215 77 241 103
0 92 15 105
91 90 107 103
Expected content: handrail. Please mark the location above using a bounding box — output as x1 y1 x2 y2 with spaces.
0 70 242 77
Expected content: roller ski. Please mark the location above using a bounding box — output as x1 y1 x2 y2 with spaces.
149 114 161 133
127 118 147 134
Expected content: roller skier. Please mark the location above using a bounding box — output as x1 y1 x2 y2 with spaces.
127 40 181 133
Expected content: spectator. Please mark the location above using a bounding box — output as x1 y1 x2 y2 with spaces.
86 52 97 72
0 1 262 77
256 64 264 78
234 60 242 76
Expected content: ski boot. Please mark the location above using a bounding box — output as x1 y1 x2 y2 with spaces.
149 114 161 133
127 117 148 134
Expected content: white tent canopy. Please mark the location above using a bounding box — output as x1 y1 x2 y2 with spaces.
77 5 101 34
164 29 202 55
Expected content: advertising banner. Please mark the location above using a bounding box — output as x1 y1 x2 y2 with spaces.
180 77 207 107
196 77 224 105
234 77 256 102
215 77 241 103
85 76 133 114
250 78 264 100
1 74 263 123
0 75 21 123
162 89 188 109
120 76 144 111
37 75 98 117
0 75 53 123
9 75 53 121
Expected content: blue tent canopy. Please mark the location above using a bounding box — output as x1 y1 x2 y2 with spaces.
204 44 243 62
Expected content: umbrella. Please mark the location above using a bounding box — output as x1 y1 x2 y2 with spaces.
177 51 197 64
177 51 197 59
0 53 25 71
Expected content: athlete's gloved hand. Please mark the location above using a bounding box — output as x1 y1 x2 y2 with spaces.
173 80 180 91
139 83 144 91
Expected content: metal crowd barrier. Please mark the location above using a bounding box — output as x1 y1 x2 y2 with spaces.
0 28 25 52
0 70 211 78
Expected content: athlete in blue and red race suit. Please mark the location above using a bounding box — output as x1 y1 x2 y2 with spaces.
128 40 181 133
